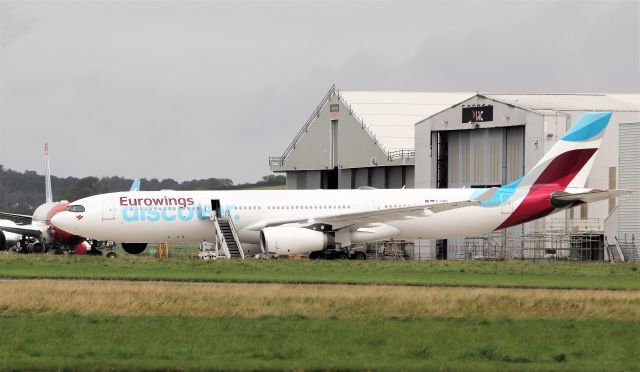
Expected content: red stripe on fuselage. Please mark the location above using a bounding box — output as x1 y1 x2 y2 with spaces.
497 148 597 230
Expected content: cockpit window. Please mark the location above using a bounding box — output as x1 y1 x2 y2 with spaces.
65 205 85 213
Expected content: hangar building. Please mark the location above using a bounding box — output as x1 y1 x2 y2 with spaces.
270 86 640 260
416 93 640 260
269 86 472 189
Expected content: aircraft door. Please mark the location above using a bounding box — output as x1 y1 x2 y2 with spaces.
369 200 380 210
197 200 211 219
211 199 222 219
102 199 115 220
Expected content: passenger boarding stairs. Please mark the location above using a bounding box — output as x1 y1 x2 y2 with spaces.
211 210 245 260
617 236 638 262
605 236 639 262
605 237 624 262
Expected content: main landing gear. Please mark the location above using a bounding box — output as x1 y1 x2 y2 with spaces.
309 247 366 260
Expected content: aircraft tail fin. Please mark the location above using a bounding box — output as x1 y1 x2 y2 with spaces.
520 112 612 191
130 179 141 192
44 142 53 204
494 112 615 230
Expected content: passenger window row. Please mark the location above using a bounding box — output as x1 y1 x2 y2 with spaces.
234 205 352 210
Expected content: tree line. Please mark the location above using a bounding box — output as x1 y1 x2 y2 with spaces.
0 165 285 215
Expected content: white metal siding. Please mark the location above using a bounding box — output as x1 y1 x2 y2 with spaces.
619 123 640 243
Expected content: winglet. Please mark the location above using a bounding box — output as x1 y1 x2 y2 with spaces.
472 187 498 202
130 179 141 192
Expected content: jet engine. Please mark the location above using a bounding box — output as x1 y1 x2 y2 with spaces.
260 227 329 255
122 243 148 255
0 220 20 250
74 241 91 255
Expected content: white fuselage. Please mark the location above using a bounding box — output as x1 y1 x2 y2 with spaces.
51 188 524 248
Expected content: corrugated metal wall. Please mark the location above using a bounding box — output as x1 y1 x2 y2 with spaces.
446 126 524 188
618 122 640 243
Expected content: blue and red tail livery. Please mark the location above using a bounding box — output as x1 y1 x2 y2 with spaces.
561 112 612 142
497 112 613 229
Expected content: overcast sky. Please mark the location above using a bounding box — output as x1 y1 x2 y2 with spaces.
1 0 638 183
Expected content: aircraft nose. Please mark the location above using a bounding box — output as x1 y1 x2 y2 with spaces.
51 212 75 232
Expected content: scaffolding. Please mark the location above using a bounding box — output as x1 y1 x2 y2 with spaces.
454 232 519 261
446 218 605 262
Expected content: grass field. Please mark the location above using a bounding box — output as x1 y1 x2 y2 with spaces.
1 254 639 289
2 280 639 320
1 314 638 371
1 255 639 370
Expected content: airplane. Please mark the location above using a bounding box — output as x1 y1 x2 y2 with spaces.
51 112 630 258
0 143 87 253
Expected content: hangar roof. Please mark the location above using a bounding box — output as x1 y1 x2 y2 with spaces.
338 92 640 153
339 91 474 152
271 88 640 171
484 93 640 113
606 94 640 108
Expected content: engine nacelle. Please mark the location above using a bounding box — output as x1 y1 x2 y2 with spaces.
122 243 148 255
260 227 329 256
0 220 20 250
74 241 91 255
350 224 401 244
0 230 6 251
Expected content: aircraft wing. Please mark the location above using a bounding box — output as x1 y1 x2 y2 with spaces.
0 225 42 238
551 189 631 204
242 188 497 231
0 212 34 220
313 187 496 228
244 217 310 231
311 199 479 227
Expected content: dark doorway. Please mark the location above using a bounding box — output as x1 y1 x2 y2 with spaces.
321 168 339 189
331 120 339 168
570 234 604 261
436 132 448 189
436 239 448 260
211 199 221 218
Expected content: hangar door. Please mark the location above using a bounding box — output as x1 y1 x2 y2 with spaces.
440 126 524 189
433 126 525 259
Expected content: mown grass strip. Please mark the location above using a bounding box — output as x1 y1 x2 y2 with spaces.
1 280 639 320
0 314 637 371
1 254 639 289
